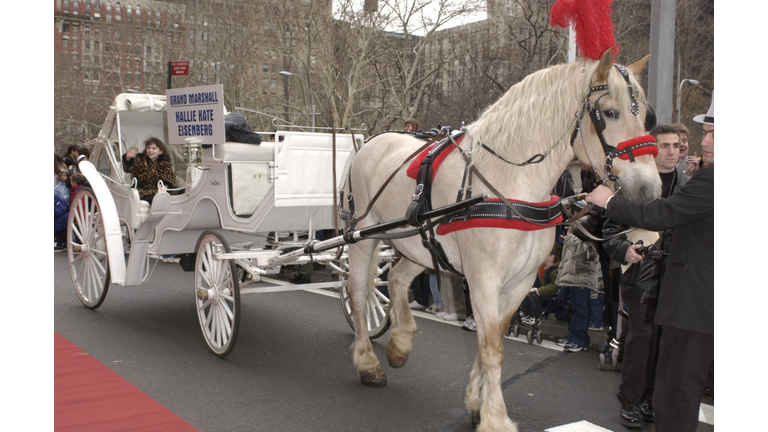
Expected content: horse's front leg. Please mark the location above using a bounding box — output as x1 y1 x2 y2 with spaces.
348 241 387 387
465 281 527 432
385 258 424 368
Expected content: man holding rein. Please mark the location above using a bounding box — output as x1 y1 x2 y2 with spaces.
585 92 714 432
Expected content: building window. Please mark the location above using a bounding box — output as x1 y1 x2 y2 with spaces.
73 0 79 16
84 40 90 49
94 0 101 18
135 5 140 22
115 2 121 21
263 64 269 72
126 4 132 23
63 21 70 32
63 38 70 49
145 46 151 57
94 41 100 51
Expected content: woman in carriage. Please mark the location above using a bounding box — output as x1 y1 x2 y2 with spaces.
122 137 175 204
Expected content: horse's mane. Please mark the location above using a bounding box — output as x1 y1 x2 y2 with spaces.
467 59 647 169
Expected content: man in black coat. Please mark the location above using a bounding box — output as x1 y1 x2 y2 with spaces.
586 92 714 432
602 124 690 428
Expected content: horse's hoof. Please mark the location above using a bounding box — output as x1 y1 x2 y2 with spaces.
386 344 408 368
360 366 387 388
471 411 481 428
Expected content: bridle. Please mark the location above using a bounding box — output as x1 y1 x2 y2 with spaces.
570 64 657 190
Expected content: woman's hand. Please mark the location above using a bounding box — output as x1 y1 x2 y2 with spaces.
125 146 139 160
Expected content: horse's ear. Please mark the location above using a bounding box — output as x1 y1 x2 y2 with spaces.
596 48 614 82
627 55 651 76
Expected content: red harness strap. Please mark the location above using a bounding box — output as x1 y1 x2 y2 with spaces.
436 195 563 235
406 134 464 180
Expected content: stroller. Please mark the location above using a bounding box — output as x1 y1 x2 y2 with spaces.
505 286 572 345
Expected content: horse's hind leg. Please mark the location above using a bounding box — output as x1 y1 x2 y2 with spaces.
385 258 423 368
348 240 387 387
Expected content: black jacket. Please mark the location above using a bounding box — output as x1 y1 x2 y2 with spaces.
602 165 688 305
604 167 713 334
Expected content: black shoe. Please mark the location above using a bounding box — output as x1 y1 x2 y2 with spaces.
638 399 654 423
620 403 642 429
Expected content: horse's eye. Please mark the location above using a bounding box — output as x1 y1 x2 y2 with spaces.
605 109 619 119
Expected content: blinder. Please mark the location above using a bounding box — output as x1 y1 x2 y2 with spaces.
570 64 658 183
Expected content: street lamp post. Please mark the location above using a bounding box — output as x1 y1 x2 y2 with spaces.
676 79 699 124
280 71 316 130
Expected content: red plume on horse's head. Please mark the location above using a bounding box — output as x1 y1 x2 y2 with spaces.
550 0 620 60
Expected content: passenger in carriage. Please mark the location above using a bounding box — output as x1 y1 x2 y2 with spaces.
122 137 176 204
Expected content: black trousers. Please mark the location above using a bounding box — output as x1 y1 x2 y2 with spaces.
653 326 714 432
617 302 659 404
411 272 431 307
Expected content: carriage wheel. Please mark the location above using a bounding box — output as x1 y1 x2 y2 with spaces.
194 231 240 357
535 329 543 344
526 329 534 345
67 187 110 310
339 271 391 339
513 324 520 338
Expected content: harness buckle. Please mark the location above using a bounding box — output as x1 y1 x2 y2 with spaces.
412 184 424 201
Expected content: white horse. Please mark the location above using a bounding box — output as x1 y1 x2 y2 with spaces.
344 49 660 431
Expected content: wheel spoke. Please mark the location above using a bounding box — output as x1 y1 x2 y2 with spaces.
373 288 390 304
220 297 235 321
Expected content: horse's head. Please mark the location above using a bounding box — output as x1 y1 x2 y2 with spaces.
572 49 661 203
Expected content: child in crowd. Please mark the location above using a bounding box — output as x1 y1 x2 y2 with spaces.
54 193 69 252
518 243 562 325
69 173 87 203
55 172 70 203
555 217 604 352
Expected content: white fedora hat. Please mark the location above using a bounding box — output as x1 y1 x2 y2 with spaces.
693 89 714 125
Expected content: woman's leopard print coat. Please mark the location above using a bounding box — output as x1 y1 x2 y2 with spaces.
122 153 175 200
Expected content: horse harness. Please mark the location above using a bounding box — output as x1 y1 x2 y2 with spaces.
340 64 658 275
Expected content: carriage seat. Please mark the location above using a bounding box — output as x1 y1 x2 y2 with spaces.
217 142 275 162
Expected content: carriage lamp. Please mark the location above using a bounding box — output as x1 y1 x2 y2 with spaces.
182 137 203 165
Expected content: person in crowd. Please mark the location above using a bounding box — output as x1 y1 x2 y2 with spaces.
55 171 71 203
461 279 475 331
68 173 87 204
603 123 690 428
55 152 67 186
122 137 176 204
55 192 70 252
408 271 431 310
403 118 419 132
424 270 445 315
555 213 604 352
518 243 562 326
436 272 467 321
66 145 80 165
586 91 714 432
671 122 702 176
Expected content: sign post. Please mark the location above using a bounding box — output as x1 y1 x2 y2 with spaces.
165 84 226 146
166 61 190 90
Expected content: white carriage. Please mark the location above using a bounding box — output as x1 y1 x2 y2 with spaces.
67 92 394 357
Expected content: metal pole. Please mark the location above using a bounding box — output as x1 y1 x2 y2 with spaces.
676 79 699 124
167 61 172 90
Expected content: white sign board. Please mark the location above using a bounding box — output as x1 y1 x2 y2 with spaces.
165 84 226 145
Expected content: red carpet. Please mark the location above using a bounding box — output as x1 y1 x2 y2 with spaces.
55 332 199 431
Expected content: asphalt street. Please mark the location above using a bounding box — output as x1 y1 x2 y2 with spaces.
54 252 714 432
